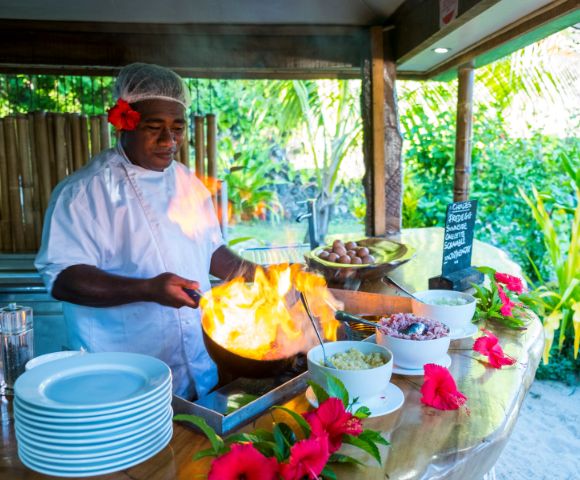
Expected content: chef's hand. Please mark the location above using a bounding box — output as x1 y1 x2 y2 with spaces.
146 273 201 308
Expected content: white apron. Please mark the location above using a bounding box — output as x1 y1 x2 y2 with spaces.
35 144 224 398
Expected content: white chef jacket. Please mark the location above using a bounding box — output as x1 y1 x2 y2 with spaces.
35 144 224 399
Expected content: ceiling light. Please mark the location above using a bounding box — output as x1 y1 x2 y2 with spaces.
433 47 451 54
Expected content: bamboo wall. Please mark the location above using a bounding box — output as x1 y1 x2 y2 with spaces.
0 112 112 253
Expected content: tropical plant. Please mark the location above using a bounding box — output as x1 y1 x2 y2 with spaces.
518 153 580 364
271 80 363 239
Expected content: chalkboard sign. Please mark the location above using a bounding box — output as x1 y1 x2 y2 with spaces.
442 200 477 276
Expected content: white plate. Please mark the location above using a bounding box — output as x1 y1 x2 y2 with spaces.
15 352 170 410
305 383 405 418
392 354 452 376
18 423 172 477
15 408 172 451
15 377 171 418
16 411 172 458
449 323 479 340
16 404 171 441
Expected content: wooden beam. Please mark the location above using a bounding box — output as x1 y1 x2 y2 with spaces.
391 0 501 65
453 61 474 202
363 27 403 236
371 26 386 236
0 20 368 79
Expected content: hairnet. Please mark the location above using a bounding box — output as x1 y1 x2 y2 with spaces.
113 63 191 108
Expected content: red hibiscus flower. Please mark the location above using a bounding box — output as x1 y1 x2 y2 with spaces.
473 329 516 369
497 284 516 316
208 443 279 480
107 99 141 131
494 272 524 294
279 435 330 480
420 364 467 411
303 397 363 453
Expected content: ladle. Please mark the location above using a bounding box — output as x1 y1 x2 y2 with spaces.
300 292 334 369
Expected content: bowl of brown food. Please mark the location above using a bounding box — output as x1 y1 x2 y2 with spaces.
304 237 414 286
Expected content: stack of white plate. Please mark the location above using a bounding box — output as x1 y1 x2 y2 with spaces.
14 352 173 477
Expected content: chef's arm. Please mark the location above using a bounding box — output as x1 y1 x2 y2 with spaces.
52 265 200 308
209 245 259 282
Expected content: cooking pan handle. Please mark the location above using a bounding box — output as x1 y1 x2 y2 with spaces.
334 310 380 329
183 287 203 304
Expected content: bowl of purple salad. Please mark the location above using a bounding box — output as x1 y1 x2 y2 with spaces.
376 313 450 369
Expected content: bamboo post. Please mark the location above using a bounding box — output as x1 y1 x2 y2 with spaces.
27 112 42 246
89 115 101 157
194 115 205 179
64 114 75 175
454 61 475 202
178 126 189 167
80 114 90 166
99 114 110 150
3 117 25 252
33 112 53 215
16 116 36 251
54 114 68 183
70 113 84 172
0 119 13 251
206 113 217 179
46 113 57 188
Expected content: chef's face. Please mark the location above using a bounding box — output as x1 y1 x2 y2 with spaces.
122 99 186 171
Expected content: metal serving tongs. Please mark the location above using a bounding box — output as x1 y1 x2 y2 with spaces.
300 292 334 369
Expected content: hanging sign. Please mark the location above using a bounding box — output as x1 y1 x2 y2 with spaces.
442 200 477 275
439 0 459 28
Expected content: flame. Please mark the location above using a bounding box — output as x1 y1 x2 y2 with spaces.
201 264 341 360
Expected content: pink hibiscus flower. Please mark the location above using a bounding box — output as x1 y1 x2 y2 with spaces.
495 272 524 294
473 329 517 368
303 397 363 453
208 443 279 480
279 435 330 480
497 284 516 316
420 364 467 410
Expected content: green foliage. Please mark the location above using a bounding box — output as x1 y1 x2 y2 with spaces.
518 153 580 363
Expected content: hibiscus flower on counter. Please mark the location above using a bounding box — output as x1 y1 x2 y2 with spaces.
174 376 389 480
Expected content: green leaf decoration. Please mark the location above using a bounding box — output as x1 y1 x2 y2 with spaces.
225 393 259 414
251 441 277 458
329 453 365 466
273 422 296 461
173 415 225 454
272 406 311 437
307 379 330 404
353 406 371 419
476 266 496 278
343 434 382 464
359 430 390 446
325 374 350 406
191 447 219 462
321 465 338 480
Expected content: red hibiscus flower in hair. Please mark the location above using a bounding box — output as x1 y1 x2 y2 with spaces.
473 329 516 369
107 99 141 131
497 284 516 316
208 443 279 480
279 435 330 480
420 364 467 411
494 272 524 294
303 397 363 453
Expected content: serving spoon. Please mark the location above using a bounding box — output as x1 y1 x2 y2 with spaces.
300 292 335 369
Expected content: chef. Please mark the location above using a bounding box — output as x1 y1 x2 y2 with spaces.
35 63 257 399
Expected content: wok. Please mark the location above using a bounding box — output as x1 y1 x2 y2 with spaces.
201 321 297 379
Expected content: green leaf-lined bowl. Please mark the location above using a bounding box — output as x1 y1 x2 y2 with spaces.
304 237 414 285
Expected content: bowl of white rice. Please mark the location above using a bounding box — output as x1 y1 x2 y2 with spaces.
376 313 450 369
411 289 476 334
307 340 393 400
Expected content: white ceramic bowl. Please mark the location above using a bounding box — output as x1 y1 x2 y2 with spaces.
376 329 450 369
25 351 84 371
411 290 476 333
307 341 393 400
